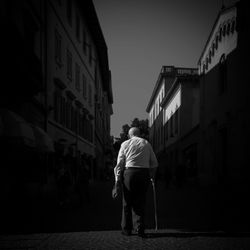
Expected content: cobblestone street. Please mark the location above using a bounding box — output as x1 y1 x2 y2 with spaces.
1 230 250 250
36 180 250 233
1 180 250 249
2 179 250 231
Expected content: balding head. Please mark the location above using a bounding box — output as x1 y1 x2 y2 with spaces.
128 127 140 138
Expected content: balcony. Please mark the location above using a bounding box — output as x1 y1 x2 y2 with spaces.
161 66 198 76
176 67 198 76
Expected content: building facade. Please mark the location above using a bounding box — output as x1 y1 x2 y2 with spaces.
197 1 249 185
146 1 249 187
94 70 113 180
0 0 45 127
146 66 199 183
45 0 113 181
0 0 49 197
0 0 113 196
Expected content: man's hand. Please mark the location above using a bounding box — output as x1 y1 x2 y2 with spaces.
149 167 157 181
112 180 121 199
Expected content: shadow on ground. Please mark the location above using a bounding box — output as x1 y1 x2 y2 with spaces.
1 180 250 235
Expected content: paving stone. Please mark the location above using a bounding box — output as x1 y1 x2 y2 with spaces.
1 230 250 250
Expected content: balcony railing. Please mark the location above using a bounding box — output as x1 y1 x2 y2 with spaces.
161 66 198 76
176 67 198 75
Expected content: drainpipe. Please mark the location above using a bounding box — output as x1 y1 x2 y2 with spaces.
44 0 48 132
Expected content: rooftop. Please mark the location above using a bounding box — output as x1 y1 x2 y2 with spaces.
146 66 198 112
197 2 238 65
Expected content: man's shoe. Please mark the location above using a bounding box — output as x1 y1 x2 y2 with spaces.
121 230 131 236
137 230 147 238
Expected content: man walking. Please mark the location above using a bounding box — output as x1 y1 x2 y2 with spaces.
114 127 158 237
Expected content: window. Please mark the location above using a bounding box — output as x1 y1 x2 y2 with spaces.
75 63 80 91
60 97 66 126
215 35 219 49
209 50 212 63
82 74 87 98
165 120 169 140
158 128 160 147
67 0 72 26
205 57 208 70
75 107 80 134
71 106 76 132
89 44 92 65
175 108 179 134
83 114 86 139
79 113 83 138
226 22 230 35
159 127 161 146
203 63 206 73
155 130 157 148
54 91 60 122
161 126 164 145
85 117 89 141
212 43 215 56
95 72 99 89
78 112 82 137
218 54 227 95
76 15 80 41
170 112 174 137
156 99 159 116
66 99 72 129
54 86 66 125
223 24 226 37
90 120 94 142
55 29 62 66
231 20 236 33
83 30 87 54
88 84 92 106
67 49 72 80
219 27 222 41
89 122 93 142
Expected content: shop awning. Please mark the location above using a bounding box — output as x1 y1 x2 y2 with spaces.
0 108 36 148
0 109 55 152
31 125 55 152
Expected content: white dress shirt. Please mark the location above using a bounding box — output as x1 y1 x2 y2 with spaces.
114 136 158 181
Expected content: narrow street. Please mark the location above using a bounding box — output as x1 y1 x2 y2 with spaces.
3 179 250 234
1 0 250 248
38 179 250 233
1 180 250 249
1 230 250 250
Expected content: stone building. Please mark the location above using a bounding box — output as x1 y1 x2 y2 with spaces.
146 0 249 188
146 66 199 183
0 0 45 127
0 0 113 203
197 1 249 185
45 0 113 181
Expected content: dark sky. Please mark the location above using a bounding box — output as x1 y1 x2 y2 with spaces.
92 0 236 138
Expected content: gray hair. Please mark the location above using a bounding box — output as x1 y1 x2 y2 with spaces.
128 127 140 137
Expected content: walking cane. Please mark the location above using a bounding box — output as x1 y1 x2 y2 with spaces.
150 178 158 231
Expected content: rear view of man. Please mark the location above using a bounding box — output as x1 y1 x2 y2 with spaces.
114 127 158 237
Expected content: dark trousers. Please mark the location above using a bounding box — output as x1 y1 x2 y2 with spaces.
121 168 150 232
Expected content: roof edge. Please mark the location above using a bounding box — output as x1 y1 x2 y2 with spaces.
197 2 238 65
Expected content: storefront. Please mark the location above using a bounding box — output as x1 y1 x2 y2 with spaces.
0 108 55 199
